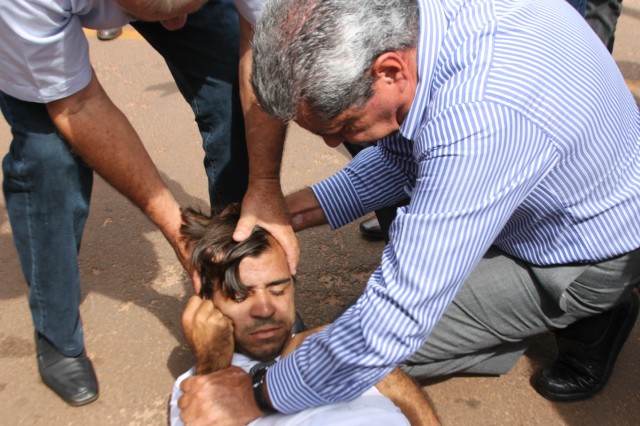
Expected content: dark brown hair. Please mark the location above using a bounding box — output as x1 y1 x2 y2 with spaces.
181 204 272 300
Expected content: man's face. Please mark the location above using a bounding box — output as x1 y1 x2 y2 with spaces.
213 241 296 361
295 92 401 148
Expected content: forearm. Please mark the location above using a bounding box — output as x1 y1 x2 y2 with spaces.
47 71 179 232
375 369 440 426
239 17 287 186
236 17 299 274
46 72 184 261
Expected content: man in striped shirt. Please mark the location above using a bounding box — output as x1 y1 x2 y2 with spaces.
179 0 640 423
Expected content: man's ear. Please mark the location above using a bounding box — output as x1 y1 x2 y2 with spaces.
370 51 409 86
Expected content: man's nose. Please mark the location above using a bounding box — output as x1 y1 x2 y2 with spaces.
322 134 343 148
250 292 276 318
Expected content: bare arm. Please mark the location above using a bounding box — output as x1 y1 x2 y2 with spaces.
375 369 440 426
46 70 200 288
282 324 439 425
233 16 300 275
285 187 329 231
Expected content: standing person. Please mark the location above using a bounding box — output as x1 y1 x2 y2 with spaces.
178 0 640 423
0 0 296 407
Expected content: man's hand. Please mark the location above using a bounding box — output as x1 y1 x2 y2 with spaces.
182 296 234 375
179 366 263 426
285 187 328 231
234 179 299 275
234 16 299 276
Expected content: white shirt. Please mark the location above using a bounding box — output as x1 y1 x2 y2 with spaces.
0 0 267 103
0 0 132 102
169 354 409 426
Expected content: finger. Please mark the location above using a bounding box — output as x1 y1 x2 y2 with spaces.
194 298 215 319
180 376 194 393
233 213 256 242
281 231 299 276
182 296 203 329
190 269 202 295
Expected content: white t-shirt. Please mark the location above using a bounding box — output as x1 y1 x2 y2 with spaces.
0 0 132 103
169 354 410 426
233 0 266 27
0 0 266 103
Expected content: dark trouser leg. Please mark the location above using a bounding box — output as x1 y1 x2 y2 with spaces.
585 0 623 52
1 92 98 406
1 92 91 356
132 0 248 209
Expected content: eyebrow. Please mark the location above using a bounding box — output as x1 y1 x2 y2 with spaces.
265 277 292 287
242 277 292 292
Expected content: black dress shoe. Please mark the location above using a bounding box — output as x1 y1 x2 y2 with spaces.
359 216 383 240
533 292 639 401
35 332 99 406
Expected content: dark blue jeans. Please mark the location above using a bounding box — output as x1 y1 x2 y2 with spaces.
566 0 588 15
1 0 248 356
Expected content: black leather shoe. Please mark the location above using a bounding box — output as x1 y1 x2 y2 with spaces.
359 216 383 240
35 332 99 406
533 292 639 401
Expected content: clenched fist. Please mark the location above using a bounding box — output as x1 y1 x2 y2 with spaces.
182 296 235 375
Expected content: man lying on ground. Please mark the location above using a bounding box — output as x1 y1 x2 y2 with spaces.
170 205 440 425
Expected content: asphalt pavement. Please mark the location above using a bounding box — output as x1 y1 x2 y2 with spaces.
1 2 639 425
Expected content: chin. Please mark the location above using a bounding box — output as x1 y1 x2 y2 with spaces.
242 341 287 362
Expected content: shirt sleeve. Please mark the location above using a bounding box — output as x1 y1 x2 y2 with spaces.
266 102 559 413
312 133 418 229
0 1 92 102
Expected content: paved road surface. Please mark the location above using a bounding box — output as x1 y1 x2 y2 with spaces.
1 3 639 425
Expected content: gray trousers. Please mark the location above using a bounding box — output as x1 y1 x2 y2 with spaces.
401 246 640 379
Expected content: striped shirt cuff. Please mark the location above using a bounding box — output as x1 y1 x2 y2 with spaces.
266 352 326 413
312 171 367 229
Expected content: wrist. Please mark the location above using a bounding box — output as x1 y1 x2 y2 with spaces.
252 365 277 414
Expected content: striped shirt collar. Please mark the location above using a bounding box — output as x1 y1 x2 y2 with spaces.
399 0 448 142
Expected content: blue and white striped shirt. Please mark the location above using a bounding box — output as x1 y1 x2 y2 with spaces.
268 0 640 412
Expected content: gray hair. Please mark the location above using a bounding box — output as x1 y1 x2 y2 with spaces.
181 204 273 300
252 0 419 121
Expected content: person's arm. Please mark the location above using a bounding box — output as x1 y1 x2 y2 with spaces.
375 369 440 426
281 325 439 425
46 70 200 288
233 16 300 275
286 187 329 231
284 325 440 425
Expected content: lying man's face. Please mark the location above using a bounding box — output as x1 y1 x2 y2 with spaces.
213 239 296 362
